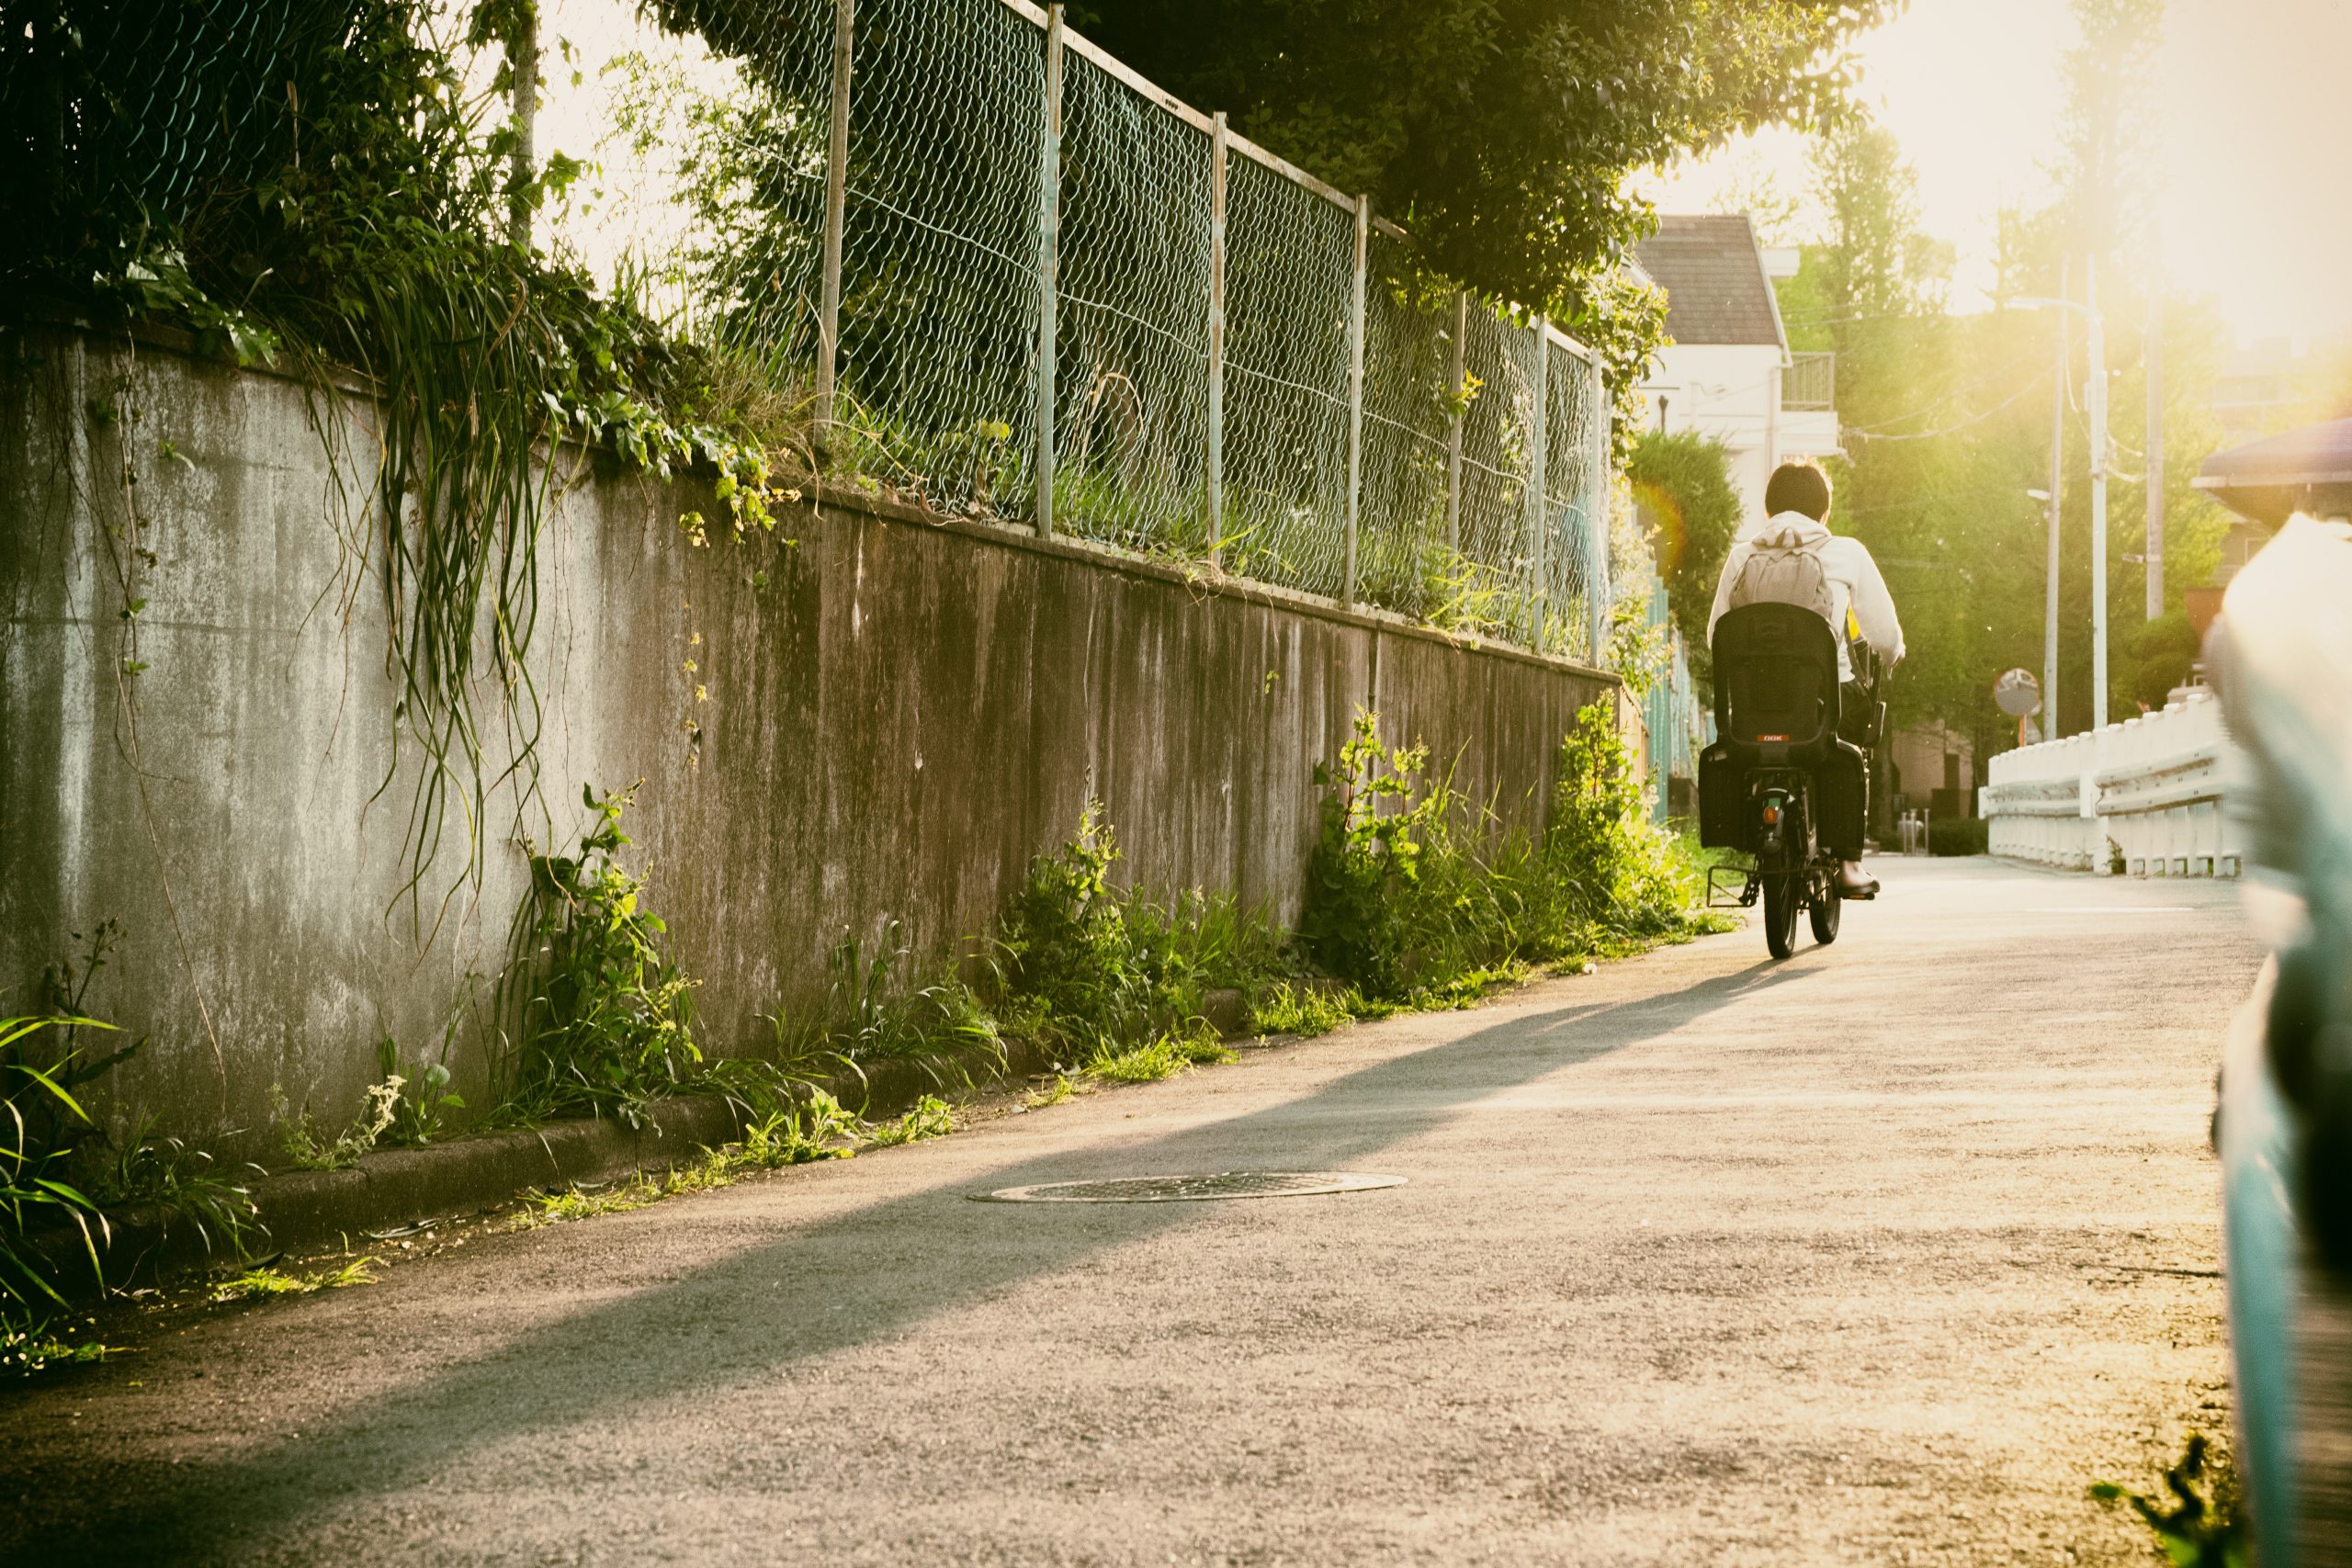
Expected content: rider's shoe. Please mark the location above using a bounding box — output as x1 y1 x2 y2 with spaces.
1836 862 1880 900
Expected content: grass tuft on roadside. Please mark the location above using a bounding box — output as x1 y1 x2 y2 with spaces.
211 1256 379 1303
2089 1431 2248 1568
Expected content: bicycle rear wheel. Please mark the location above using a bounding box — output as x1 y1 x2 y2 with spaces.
1764 872 1800 959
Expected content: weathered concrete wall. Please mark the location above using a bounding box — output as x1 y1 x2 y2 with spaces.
1 325 1614 1150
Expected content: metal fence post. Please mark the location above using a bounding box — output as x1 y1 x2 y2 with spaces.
1341 195 1369 609
1588 355 1611 664
505 3 538 250
1206 112 1227 570
1033 6 1066 536
1650 586 1673 822
1444 291 1466 555
815 0 854 431
1525 318 1549 649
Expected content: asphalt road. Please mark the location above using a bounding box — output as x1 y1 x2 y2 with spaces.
0 858 2265 1565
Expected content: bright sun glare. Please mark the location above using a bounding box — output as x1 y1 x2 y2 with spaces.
1645 0 2352 344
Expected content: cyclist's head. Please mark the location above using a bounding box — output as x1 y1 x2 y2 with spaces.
1765 460 1832 521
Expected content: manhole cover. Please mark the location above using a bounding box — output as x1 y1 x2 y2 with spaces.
971 1171 1405 1204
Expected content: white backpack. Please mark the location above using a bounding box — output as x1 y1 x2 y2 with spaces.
1727 533 1838 626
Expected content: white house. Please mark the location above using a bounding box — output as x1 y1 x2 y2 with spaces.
1632 214 1840 519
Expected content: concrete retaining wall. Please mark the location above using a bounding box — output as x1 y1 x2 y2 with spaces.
1 325 1614 1151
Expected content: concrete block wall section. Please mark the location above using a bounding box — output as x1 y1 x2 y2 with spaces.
0 326 1615 1156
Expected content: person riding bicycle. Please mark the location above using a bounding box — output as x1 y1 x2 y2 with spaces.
1707 460 1905 899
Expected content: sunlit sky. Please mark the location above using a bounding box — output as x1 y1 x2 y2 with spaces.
1643 0 2352 344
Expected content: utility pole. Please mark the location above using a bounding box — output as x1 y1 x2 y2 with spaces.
2087 254 2110 733
2045 257 2066 739
2145 298 2165 619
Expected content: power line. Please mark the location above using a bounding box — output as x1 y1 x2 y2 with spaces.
1834 346 2053 438
1845 369 2052 444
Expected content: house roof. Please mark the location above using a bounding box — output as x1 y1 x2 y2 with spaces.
2195 416 2352 525
1633 215 1785 348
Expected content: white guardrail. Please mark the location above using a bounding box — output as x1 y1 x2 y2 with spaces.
1979 689 2244 876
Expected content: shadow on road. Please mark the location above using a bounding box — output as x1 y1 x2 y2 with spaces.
17 953 1800 1561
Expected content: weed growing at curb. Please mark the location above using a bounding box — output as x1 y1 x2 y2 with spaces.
737 1091 865 1168
377 1034 467 1146
1298 706 1727 1005
2 1314 119 1374
865 1095 956 1147
509 1088 918 1232
498 785 702 1130
212 1256 379 1303
1023 1075 1085 1109
1086 1026 1238 1084
2090 1432 2249 1568
796 923 1004 1080
273 1077 403 1172
1249 982 1356 1039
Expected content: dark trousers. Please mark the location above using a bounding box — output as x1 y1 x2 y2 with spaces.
1830 678 1875 857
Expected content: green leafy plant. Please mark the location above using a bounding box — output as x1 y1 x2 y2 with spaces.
797 922 1002 1081
1297 713 1451 998
513 1180 660 1228
1298 706 1724 1001
865 1095 956 1147
1626 429 1743 688
1 923 144 1310
81 1115 259 1264
376 1034 467 1147
1928 817 1989 857
212 1256 379 1302
1024 1074 1084 1109
1249 982 1356 1039
498 785 701 1128
2 1315 119 1376
1085 1025 1237 1085
1544 704 1703 945
737 1090 864 1168
1119 889 1293 1035
993 804 1155 1051
0 1013 118 1308
272 1075 404 1173
2090 1433 2248 1568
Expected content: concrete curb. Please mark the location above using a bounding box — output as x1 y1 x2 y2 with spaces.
47 1035 1064 1295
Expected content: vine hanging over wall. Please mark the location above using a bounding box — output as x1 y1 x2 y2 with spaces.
8 0 803 932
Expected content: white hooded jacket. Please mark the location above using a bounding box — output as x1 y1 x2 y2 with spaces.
1706 511 1905 682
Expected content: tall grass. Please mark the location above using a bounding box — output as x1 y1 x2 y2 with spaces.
1299 705 1724 1002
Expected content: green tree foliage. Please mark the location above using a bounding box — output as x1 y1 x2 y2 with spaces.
2129 613 2200 709
1777 116 1972 735
2058 0 2162 257
1625 431 1742 684
1068 0 1894 361
1771 6 2228 761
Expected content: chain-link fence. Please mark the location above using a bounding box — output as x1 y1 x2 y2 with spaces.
6 0 1617 664
554 0 1615 660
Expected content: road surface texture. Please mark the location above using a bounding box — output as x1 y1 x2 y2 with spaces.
0 858 2265 1565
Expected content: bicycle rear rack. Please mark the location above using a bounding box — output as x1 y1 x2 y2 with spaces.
1706 864 1759 908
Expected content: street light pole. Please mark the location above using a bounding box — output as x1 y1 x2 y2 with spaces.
2046 257 2066 739
2086 254 2109 732
2146 297 2165 619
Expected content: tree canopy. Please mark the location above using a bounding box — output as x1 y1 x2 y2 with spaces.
1070 1 1894 322
1626 430 1742 687
1772 62 2224 754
